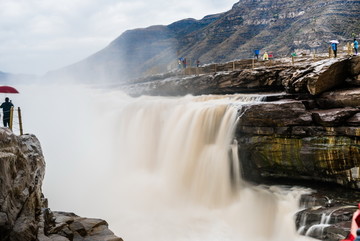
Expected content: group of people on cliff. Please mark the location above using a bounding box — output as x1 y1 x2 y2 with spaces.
253 38 359 60
178 57 201 69
330 38 358 58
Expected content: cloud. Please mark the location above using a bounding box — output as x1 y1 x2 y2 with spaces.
0 0 236 75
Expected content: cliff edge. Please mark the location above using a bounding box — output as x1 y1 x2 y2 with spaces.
0 128 122 241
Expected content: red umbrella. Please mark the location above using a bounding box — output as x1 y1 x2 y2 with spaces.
0 86 19 94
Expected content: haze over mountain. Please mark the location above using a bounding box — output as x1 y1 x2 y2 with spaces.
0 71 36 84
46 0 360 84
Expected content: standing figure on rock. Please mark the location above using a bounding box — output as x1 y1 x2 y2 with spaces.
254 49 260 59
331 40 338 58
0 97 14 127
263 51 269 60
354 39 359 55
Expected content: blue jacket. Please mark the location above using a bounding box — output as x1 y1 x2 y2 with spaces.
354 40 359 49
331 43 337 51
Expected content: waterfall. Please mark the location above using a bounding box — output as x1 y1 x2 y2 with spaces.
15 84 313 241
304 213 331 238
299 205 356 239
113 94 245 207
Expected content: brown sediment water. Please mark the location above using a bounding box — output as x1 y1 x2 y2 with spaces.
16 84 314 241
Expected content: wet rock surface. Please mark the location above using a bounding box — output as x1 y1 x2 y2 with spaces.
0 128 122 241
236 96 360 190
293 183 360 241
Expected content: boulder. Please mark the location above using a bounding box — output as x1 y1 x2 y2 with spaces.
40 211 123 241
306 58 350 95
282 58 351 95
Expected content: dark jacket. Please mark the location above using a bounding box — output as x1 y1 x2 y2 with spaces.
0 101 14 117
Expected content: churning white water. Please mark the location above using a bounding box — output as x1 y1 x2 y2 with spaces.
11 83 313 241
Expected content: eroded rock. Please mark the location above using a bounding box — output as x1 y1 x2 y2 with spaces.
0 129 122 241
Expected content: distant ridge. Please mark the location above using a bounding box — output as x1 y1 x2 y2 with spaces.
0 71 10 82
46 0 360 84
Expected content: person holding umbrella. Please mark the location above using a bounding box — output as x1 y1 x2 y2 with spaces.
0 86 19 128
330 40 339 58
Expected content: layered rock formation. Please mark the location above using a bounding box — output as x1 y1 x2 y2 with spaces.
235 56 360 189
0 128 122 241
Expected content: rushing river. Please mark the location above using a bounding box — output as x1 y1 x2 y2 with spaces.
12 83 313 241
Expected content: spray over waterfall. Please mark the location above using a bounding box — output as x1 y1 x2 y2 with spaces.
16 84 313 241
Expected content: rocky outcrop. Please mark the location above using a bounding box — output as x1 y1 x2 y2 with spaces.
38 211 122 241
0 128 122 241
0 129 45 241
236 97 360 188
121 55 359 97
283 58 351 95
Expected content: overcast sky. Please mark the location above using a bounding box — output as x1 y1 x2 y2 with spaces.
0 0 236 75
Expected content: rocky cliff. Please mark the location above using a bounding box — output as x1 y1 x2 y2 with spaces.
46 0 360 83
121 56 360 188
0 128 122 241
118 55 360 240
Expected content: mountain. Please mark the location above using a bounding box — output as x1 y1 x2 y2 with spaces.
0 71 38 84
46 0 360 84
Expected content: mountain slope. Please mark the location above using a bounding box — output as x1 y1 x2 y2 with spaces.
47 0 360 84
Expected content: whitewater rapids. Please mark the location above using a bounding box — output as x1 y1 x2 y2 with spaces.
12 83 314 241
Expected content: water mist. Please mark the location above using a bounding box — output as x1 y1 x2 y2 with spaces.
13 83 313 241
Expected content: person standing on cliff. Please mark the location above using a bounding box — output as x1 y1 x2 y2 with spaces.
354 39 359 55
0 97 14 127
254 49 260 59
263 51 269 60
331 41 338 58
